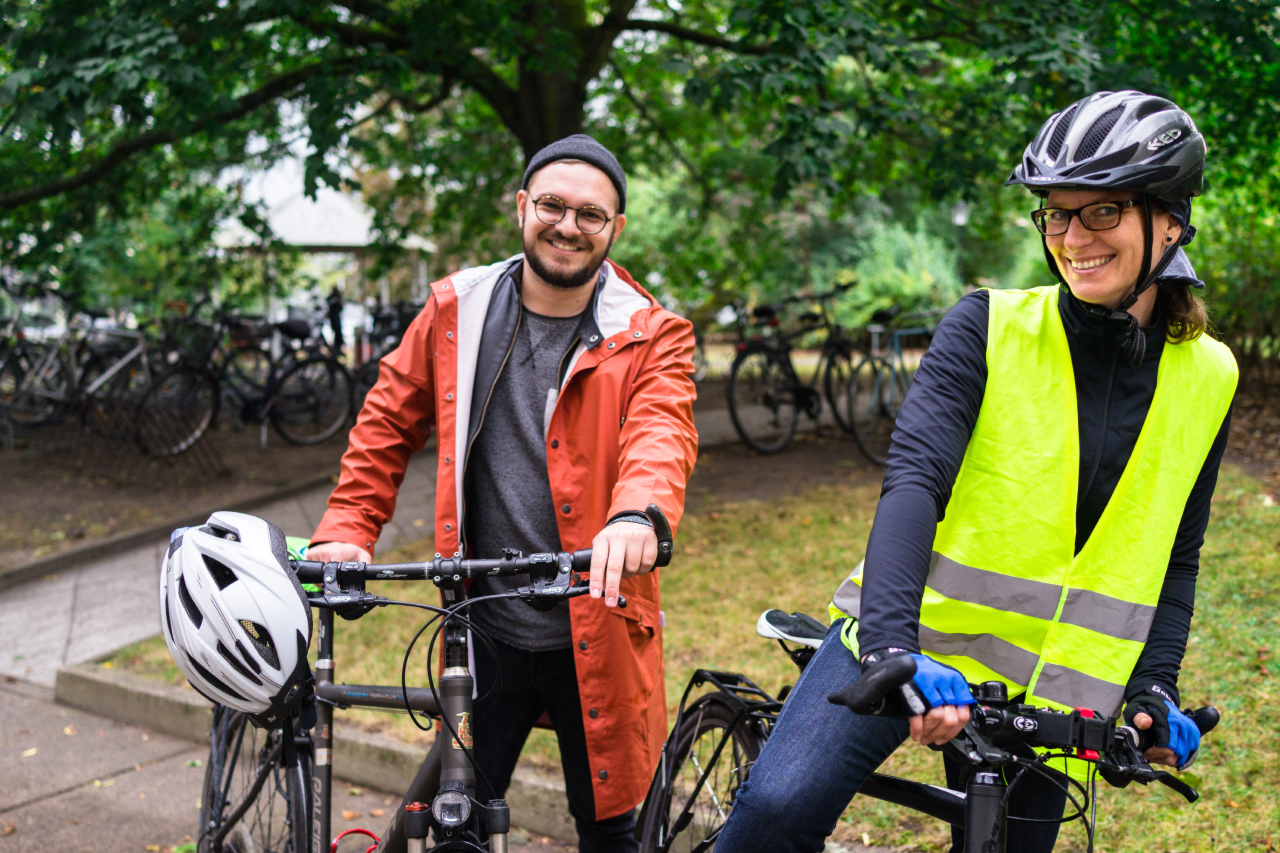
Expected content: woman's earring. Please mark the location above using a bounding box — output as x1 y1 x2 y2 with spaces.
1166 235 1174 242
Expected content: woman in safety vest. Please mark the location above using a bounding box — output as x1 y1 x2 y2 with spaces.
716 90 1235 853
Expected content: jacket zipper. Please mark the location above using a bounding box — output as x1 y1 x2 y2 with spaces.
456 305 523 557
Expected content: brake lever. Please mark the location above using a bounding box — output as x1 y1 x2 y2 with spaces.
1154 771 1200 803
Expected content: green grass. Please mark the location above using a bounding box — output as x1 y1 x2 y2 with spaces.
109 465 1280 851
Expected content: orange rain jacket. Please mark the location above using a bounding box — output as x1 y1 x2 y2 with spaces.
312 255 698 819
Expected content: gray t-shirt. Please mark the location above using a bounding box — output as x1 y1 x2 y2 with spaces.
464 308 584 651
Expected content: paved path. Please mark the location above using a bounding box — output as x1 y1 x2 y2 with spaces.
0 679 577 853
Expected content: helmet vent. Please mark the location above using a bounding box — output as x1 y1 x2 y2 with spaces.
203 555 238 590
164 596 175 641
178 576 204 629
1077 106 1123 161
1046 103 1079 161
217 641 263 686
240 621 280 670
187 654 247 702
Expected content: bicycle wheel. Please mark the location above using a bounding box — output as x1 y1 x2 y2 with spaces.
135 366 220 456
822 344 862 434
847 355 908 466
269 356 353 445
726 349 799 454
0 347 68 431
637 696 763 853
199 705 312 853
80 359 150 441
353 358 380 412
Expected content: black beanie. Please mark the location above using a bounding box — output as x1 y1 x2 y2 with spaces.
522 134 627 213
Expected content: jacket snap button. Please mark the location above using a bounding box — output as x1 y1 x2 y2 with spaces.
446 331 453 338
579 640 588 651
444 523 452 531
598 770 608 780
446 393 453 400
445 456 451 463
633 331 642 337
607 342 615 349
561 504 571 514
550 439 559 449
589 708 599 719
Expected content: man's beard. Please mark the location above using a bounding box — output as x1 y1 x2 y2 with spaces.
523 226 615 290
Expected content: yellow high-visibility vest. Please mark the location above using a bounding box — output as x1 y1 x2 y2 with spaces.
831 286 1236 718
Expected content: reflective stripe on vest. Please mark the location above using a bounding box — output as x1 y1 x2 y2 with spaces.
830 286 1236 718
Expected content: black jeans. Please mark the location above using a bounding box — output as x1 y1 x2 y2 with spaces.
472 637 638 853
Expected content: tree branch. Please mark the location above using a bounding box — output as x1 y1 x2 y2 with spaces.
292 12 412 51
393 72 457 113
0 63 335 209
624 20 770 55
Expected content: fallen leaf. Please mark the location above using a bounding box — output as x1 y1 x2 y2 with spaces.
138 792 146 799
1225 800 1242 807
862 832 872 846
349 787 364 796
63 725 76 736
186 759 203 768
1 820 15 835
370 809 385 818
98 730 104 736
141 734 149 741
146 846 161 851
102 661 114 669
342 810 361 821
135 764 142 771
413 518 425 527
21 747 37 758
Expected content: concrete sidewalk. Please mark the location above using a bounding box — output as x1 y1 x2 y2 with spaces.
0 450 437 687
0 678 574 853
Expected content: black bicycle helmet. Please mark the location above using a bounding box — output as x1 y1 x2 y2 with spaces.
1007 91 1208 364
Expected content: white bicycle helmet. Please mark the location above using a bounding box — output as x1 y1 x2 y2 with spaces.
160 511 313 728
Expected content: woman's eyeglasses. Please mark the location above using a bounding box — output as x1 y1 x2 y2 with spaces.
1031 200 1136 236
531 195 614 235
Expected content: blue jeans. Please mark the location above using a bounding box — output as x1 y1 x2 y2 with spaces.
716 624 1066 853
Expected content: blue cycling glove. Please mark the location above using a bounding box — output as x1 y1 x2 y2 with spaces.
1124 683 1201 769
906 654 976 714
858 651 975 717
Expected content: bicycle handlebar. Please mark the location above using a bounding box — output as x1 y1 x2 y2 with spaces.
290 548 625 612
827 656 1219 803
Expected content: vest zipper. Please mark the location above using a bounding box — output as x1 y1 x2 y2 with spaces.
456 306 523 556
1080 348 1117 515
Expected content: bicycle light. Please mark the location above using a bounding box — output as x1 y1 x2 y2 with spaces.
432 781 472 828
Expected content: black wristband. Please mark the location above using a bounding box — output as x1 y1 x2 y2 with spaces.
606 511 654 529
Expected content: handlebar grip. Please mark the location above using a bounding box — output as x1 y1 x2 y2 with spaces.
827 655 917 715
571 549 593 573
1189 706 1219 735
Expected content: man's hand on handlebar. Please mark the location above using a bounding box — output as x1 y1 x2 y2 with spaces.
307 541 373 564
589 522 658 608
911 704 972 746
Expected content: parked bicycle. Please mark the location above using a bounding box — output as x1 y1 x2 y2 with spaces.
725 283 863 454
353 300 423 408
192 505 674 853
846 306 944 465
169 305 355 448
638 609 1217 853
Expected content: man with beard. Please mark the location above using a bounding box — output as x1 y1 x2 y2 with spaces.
308 135 698 851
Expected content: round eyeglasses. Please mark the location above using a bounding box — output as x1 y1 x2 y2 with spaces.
1031 200 1136 236
531 195 614 235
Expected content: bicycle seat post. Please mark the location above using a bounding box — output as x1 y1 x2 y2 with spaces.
964 771 1007 853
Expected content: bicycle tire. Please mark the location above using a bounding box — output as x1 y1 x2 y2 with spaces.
198 705 312 853
353 358 380 412
79 357 151 442
637 695 763 853
0 347 69 431
269 356 353 445
847 355 907 465
135 366 220 456
822 343 862 434
726 348 799 454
